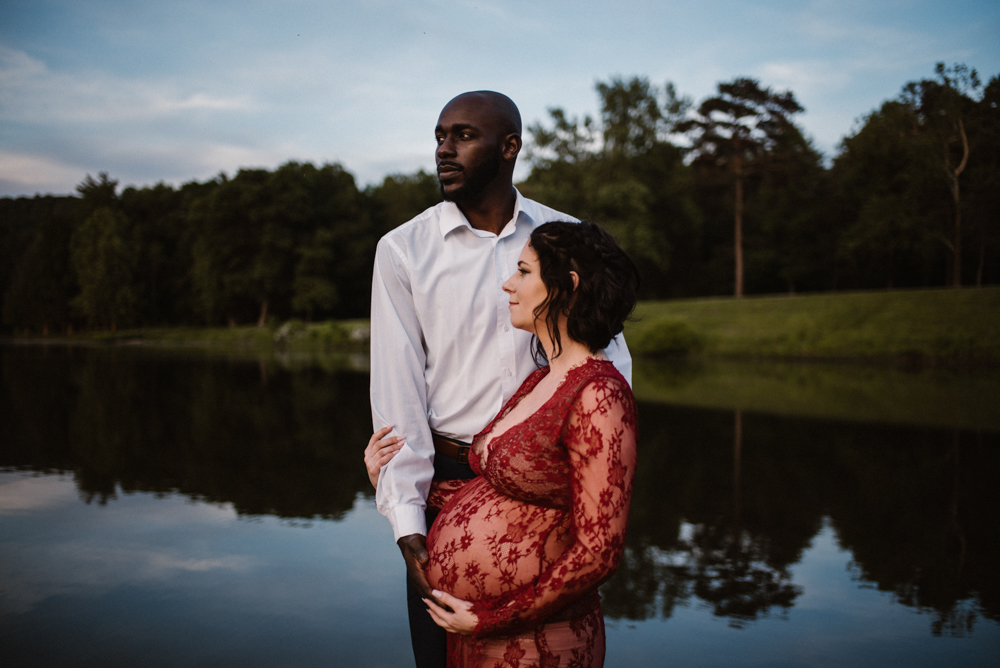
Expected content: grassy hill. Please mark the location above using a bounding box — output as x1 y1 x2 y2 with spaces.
625 286 1000 364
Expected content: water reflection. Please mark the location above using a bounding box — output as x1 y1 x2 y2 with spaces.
604 402 1000 637
1 343 373 518
2 343 998 644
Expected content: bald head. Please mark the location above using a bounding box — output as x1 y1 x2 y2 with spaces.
435 90 522 207
443 91 521 138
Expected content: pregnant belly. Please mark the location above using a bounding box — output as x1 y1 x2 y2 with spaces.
426 477 569 602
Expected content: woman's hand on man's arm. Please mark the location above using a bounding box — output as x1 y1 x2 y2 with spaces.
364 426 404 489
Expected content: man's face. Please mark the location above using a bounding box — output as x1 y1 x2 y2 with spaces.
435 97 503 202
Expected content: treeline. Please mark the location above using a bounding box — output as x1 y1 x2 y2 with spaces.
521 63 999 298
1 166 440 332
1 63 998 334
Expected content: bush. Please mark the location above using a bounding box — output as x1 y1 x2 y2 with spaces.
628 317 704 356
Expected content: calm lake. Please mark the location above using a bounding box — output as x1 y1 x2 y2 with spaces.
1 342 998 667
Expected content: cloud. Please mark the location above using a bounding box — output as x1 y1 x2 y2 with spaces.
0 474 76 514
0 46 248 125
0 545 253 614
2 0 996 197
0 474 254 614
0 150 84 193
756 61 854 103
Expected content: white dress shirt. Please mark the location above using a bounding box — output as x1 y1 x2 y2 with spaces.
370 189 632 541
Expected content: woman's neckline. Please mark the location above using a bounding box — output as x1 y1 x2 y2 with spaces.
476 356 610 468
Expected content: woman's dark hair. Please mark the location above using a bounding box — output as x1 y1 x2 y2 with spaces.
528 221 639 364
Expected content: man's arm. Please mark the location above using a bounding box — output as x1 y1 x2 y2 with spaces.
370 236 435 540
370 236 442 600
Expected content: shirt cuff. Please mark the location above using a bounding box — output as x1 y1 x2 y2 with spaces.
389 504 428 543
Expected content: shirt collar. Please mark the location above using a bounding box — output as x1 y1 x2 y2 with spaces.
438 188 531 239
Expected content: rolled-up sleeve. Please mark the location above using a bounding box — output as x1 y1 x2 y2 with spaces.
370 235 435 541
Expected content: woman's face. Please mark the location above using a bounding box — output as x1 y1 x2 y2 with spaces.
502 243 549 335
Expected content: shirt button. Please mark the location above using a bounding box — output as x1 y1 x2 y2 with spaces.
503 325 509 332
505 369 512 377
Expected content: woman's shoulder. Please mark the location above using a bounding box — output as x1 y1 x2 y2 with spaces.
573 358 629 387
562 359 634 406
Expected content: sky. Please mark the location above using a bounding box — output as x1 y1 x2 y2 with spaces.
1 0 998 198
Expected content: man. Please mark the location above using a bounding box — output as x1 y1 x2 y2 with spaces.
369 90 631 667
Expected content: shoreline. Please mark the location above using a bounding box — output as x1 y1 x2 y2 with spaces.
4 286 999 367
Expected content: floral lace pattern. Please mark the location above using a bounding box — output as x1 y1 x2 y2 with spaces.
426 359 637 667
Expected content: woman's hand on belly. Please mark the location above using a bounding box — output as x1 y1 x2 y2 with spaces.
424 589 479 635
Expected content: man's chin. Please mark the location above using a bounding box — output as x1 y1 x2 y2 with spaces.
439 182 466 202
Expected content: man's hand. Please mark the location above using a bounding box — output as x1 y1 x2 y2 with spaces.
365 426 404 489
398 533 443 607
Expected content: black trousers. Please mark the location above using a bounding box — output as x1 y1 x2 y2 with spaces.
406 453 477 668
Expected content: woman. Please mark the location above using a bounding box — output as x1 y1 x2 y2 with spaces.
366 221 638 667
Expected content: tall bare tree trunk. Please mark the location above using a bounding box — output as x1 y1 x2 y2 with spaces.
734 156 744 298
952 186 962 287
977 242 985 287
949 119 970 288
257 299 269 328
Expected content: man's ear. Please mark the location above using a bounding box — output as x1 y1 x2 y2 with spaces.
569 271 580 291
503 133 522 161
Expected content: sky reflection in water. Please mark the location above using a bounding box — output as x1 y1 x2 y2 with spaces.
1 343 998 667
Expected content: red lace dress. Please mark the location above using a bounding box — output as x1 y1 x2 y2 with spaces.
425 358 637 668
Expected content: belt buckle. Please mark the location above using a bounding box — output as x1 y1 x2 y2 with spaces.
456 444 470 465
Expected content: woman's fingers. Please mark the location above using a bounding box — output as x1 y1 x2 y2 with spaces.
366 426 394 452
372 437 404 465
374 445 401 468
423 597 455 632
424 590 476 634
364 426 405 489
367 432 404 456
432 590 459 608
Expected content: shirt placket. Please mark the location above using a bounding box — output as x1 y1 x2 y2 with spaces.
495 231 518 404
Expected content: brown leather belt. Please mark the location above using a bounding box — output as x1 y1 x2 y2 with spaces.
432 433 471 465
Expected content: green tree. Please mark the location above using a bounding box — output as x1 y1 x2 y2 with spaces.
597 76 664 156
966 75 1000 285
70 206 138 329
292 227 338 321
2 196 80 333
903 63 981 286
189 167 299 326
366 170 441 237
749 122 831 293
679 78 805 297
119 182 201 325
828 64 1000 289
76 172 120 214
189 161 369 325
522 77 700 298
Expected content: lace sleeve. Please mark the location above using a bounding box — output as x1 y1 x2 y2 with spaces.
469 375 637 638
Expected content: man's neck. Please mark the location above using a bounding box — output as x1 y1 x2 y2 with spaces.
456 185 517 236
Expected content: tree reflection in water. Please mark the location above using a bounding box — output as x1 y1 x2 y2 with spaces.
1 344 998 637
0 344 374 519
602 402 999 637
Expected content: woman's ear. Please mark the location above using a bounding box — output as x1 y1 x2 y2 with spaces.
569 271 580 291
